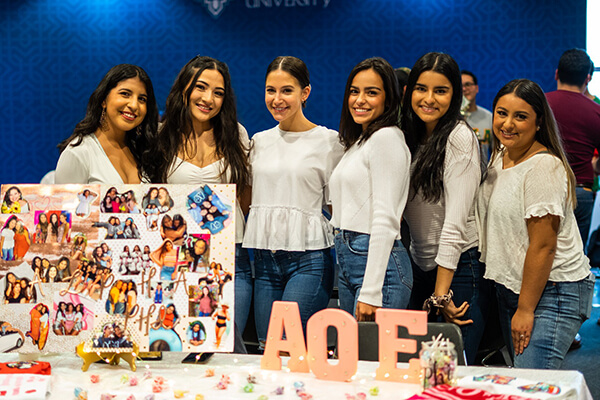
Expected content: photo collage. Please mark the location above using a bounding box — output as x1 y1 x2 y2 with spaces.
0 183 236 354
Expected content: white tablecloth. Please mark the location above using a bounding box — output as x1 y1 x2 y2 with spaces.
0 353 592 400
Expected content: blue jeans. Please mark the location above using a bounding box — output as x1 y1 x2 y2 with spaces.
495 273 594 369
335 230 412 317
234 244 253 333
253 248 334 346
160 266 174 281
408 247 490 365
2 247 13 261
574 186 595 250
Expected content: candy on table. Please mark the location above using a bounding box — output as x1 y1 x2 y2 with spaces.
369 386 380 396
126 395 136 400
90 374 100 383
120 374 130 384
152 377 167 393
293 382 305 389
74 387 88 400
100 394 116 400
272 386 285 395
356 393 366 400
174 390 188 398
244 383 255 393
257 396 269 400
247 373 258 384
129 376 139 386
144 395 155 400
205 368 215 377
143 370 153 380
297 392 312 400
195 395 204 400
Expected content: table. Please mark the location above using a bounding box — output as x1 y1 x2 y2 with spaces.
0 353 592 400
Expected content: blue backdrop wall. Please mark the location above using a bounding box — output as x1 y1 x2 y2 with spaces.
0 0 586 184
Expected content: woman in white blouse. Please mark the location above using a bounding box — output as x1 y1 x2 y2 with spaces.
477 79 593 368
55 64 158 184
401 52 486 365
243 56 343 346
147 56 252 334
329 57 411 321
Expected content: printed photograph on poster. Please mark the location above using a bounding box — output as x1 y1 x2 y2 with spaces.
0 183 236 354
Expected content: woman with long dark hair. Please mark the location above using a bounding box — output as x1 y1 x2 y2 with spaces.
148 56 253 333
55 64 158 183
243 56 343 345
330 57 411 321
477 79 593 369
401 52 486 364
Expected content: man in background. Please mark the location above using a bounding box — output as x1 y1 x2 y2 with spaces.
462 70 493 162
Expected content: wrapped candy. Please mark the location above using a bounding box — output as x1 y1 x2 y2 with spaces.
144 395 155 400
90 375 100 383
126 395 136 400
100 394 116 400
129 376 139 386
244 383 254 393
120 374 129 384
143 370 153 380
195 395 204 400
174 390 188 398
205 368 215 377
369 386 379 396
74 387 88 400
247 374 258 384
272 386 285 395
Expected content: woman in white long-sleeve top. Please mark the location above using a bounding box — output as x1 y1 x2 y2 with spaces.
401 52 487 365
329 57 412 321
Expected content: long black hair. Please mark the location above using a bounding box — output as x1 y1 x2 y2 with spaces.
57 64 158 181
339 57 401 150
401 52 465 203
148 56 250 190
490 79 576 207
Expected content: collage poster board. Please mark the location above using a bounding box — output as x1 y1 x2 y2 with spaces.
0 183 236 354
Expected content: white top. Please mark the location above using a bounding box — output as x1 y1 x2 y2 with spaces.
329 126 411 307
243 125 344 251
1 229 15 248
403 122 481 272
55 135 124 184
167 124 250 244
476 152 590 294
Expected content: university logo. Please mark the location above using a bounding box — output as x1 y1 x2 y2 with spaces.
199 0 230 18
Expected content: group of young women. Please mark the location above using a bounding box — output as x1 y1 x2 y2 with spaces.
52 52 593 369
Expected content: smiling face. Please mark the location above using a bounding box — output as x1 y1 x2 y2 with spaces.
411 70 453 135
58 259 68 270
187 68 225 132
8 188 21 203
39 214 47 224
41 259 50 269
348 68 387 131
165 241 173 251
265 69 309 129
48 267 57 279
50 214 58 225
102 77 148 135
493 92 539 154
59 214 67 224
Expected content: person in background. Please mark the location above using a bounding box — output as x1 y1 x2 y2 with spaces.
55 64 158 184
462 70 493 163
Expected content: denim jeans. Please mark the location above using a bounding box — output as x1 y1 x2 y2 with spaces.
253 248 334 346
234 244 253 333
408 247 490 365
495 273 595 369
2 247 13 261
334 230 412 317
574 187 595 250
